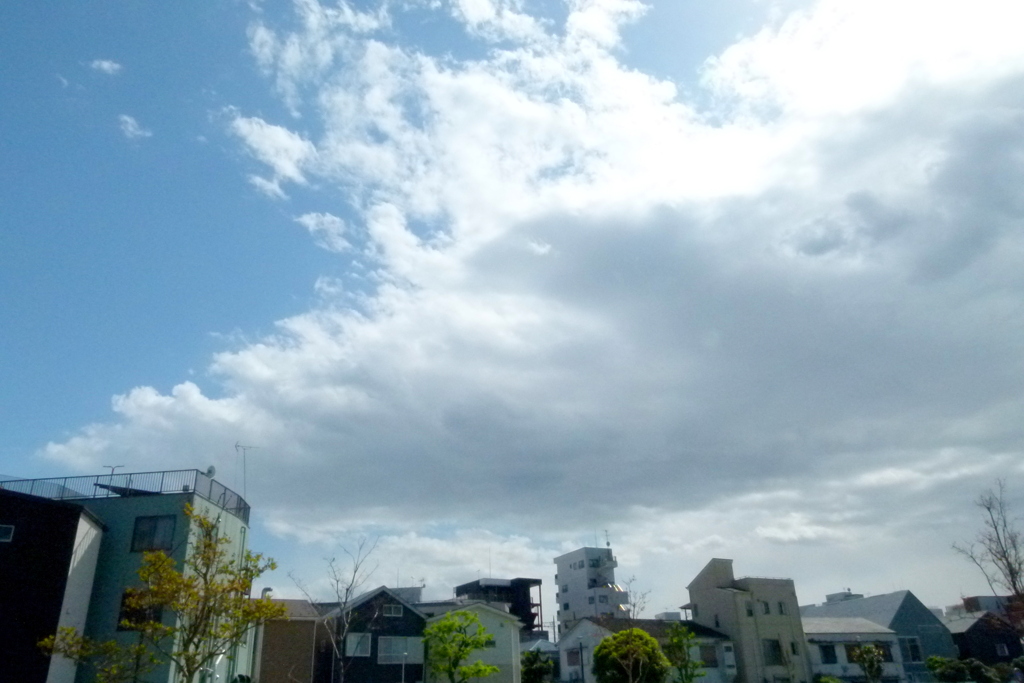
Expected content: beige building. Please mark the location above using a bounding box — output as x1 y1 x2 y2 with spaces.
686 559 811 683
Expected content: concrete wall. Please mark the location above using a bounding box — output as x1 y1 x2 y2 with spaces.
46 514 103 683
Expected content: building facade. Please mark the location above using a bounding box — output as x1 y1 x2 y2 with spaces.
801 590 957 683
0 469 253 683
687 558 812 683
802 617 905 683
558 616 736 683
553 547 629 635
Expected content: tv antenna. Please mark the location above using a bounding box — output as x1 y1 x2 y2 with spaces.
103 465 124 478
234 442 260 500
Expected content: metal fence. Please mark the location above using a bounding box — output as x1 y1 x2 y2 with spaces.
0 469 250 523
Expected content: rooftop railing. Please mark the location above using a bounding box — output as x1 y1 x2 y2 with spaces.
0 469 250 523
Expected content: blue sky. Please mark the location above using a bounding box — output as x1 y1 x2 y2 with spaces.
4 0 1024 613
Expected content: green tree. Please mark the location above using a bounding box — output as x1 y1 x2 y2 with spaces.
423 610 500 683
926 656 971 682
40 626 159 683
849 644 884 683
130 504 286 683
41 504 283 683
662 623 705 683
522 649 554 683
592 628 669 683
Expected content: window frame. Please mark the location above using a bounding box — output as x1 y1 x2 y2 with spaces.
819 644 837 664
117 589 162 631
0 524 13 542
346 632 371 657
130 515 176 553
383 603 403 618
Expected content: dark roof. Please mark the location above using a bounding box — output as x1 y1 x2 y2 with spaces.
590 617 729 641
941 611 1014 635
800 591 910 627
270 599 322 620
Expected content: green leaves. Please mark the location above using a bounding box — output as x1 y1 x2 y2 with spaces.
593 628 669 683
423 610 500 683
663 623 706 683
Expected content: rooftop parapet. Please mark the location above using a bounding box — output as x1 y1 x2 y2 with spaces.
0 469 249 523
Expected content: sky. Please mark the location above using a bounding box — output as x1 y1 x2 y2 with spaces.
3 0 1024 621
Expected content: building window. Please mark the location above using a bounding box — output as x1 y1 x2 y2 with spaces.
346 633 371 657
746 601 754 617
790 642 799 656
131 515 176 552
117 589 161 630
599 595 608 604
899 637 922 663
692 604 698 618
778 602 787 615
819 644 837 664
714 615 720 628
762 639 785 666
568 649 581 666
0 524 13 542
762 601 771 615
562 584 569 593
379 636 415 664
876 643 893 662
997 643 1010 657
701 645 719 667
588 597 595 604
383 604 403 617
563 603 570 611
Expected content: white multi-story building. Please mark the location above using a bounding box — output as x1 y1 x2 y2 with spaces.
553 547 628 635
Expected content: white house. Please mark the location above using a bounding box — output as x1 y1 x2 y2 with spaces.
802 617 905 683
557 616 737 683
419 600 523 683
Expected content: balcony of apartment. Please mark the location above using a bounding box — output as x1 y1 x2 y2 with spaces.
0 469 250 523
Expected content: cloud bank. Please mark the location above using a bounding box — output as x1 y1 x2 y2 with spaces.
44 0 1024 606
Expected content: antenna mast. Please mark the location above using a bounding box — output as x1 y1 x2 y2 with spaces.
234 442 260 501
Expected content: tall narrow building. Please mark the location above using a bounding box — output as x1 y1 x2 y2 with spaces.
686 558 811 683
553 546 628 635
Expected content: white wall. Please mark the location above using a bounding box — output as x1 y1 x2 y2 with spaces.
46 513 103 683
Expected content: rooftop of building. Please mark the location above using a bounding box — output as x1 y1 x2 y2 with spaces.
0 469 250 523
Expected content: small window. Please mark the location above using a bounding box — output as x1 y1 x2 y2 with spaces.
746 601 754 617
778 602 787 615
599 595 608 604
762 601 771 615
693 604 699 618
346 633 371 657
700 645 719 667
790 642 799 656
117 589 161 630
563 603 570 611
762 639 785 666
997 643 1010 657
714 615 720 628
819 644 837 664
562 584 569 593
383 604 403 617
0 525 13 542
588 597 595 604
899 637 922 663
131 515 176 552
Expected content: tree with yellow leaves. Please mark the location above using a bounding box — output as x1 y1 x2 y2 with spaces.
43 504 285 683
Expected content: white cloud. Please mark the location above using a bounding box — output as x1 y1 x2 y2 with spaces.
230 115 317 197
43 0 1024 609
118 115 152 139
90 59 122 75
296 212 350 252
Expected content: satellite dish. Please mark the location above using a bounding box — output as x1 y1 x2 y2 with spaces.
206 465 216 478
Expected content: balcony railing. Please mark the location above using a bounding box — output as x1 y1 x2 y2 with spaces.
0 469 250 523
